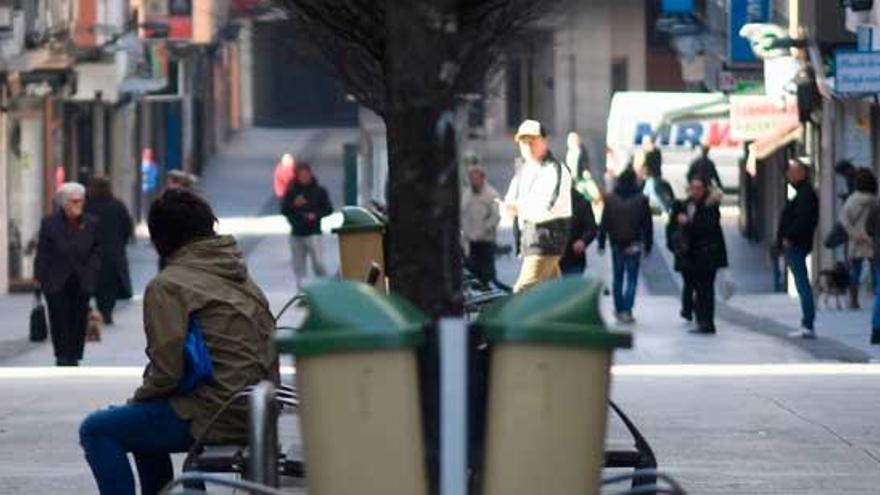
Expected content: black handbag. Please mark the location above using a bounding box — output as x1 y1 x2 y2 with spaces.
29 291 48 342
824 221 848 249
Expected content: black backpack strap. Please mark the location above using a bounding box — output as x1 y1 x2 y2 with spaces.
547 153 570 210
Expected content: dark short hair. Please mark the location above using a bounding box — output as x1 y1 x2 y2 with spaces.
148 189 217 257
617 167 638 188
296 161 312 173
854 168 878 194
87 176 112 199
835 160 855 175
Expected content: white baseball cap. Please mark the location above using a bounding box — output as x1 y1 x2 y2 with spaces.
514 119 547 142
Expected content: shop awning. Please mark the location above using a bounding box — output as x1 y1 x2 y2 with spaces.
745 122 802 176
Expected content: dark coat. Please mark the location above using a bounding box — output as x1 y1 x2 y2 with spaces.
666 200 688 272
281 180 334 237
85 196 134 299
35 211 101 295
777 180 819 253
680 198 728 271
559 191 598 274
598 185 653 253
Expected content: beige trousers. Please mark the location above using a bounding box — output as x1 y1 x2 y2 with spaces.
513 255 562 293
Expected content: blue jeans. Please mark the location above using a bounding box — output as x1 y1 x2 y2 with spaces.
80 400 194 495
612 246 640 313
850 257 866 288
784 248 815 331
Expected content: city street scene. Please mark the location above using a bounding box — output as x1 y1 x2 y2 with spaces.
2 1 880 494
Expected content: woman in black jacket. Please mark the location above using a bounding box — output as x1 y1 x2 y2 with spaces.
85 177 134 325
35 182 101 366
674 177 728 334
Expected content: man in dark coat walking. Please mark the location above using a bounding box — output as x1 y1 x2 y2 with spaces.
598 168 652 323
674 177 728 334
86 177 134 324
281 162 334 288
777 159 819 338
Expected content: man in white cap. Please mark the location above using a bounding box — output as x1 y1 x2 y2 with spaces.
502 119 572 292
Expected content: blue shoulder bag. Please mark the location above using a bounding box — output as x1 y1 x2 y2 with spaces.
176 315 214 394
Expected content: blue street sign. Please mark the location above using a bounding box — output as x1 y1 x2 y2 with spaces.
730 0 771 64
835 50 880 95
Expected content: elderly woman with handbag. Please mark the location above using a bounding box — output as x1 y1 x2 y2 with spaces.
34 182 101 367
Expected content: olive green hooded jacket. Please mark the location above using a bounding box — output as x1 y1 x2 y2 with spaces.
133 235 275 443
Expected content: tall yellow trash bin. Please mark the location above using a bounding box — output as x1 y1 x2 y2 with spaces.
477 277 632 495
276 280 428 495
332 206 386 289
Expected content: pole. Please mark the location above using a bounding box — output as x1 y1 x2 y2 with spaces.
439 318 467 495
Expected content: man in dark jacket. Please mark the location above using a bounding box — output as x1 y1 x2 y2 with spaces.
85 177 134 325
675 177 728 334
559 190 597 275
777 159 819 338
687 142 723 190
598 168 652 323
281 162 334 288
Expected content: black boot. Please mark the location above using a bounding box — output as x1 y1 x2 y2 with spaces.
872 329 880 345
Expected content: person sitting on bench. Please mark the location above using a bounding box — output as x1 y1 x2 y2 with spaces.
79 189 275 495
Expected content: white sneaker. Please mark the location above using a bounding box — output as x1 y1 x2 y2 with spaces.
787 329 816 340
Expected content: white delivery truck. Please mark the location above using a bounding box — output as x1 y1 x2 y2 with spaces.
605 91 743 198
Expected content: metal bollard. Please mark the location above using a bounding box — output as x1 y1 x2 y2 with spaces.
248 381 279 488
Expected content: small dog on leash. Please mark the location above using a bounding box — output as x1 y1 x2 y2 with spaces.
816 262 849 310
86 308 103 342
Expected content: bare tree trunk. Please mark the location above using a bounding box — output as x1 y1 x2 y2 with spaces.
385 108 463 317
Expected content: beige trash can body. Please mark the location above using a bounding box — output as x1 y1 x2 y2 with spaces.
483 345 612 495
332 207 386 289
277 280 429 495
297 350 426 495
477 277 632 495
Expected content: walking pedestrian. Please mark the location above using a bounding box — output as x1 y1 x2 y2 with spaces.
502 119 572 293
34 182 101 366
462 165 501 286
777 159 819 339
559 188 598 276
674 177 728 334
79 189 275 495
566 131 601 205
281 162 334 288
639 137 674 213
273 153 297 199
687 139 723 190
839 168 877 310
597 168 652 323
667 199 695 321
85 177 134 325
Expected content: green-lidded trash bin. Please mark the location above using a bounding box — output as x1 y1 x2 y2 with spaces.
276 280 427 495
332 206 386 289
476 276 632 495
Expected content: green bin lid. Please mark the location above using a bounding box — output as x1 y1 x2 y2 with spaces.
331 206 385 234
276 280 426 356
475 276 632 349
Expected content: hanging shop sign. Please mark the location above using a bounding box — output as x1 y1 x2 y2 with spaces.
729 95 799 141
730 0 771 64
835 50 880 94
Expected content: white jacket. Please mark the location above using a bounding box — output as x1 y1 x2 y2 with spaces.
841 191 876 260
462 184 500 243
504 157 572 225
